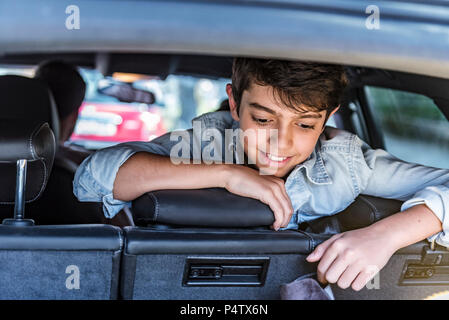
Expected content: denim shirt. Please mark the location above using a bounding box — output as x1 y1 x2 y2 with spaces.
74 111 449 247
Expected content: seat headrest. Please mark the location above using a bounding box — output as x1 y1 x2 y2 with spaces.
0 75 59 141
0 120 55 204
132 188 274 228
132 189 404 231
304 195 403 234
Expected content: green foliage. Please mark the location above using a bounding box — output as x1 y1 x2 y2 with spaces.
367 87 445 121
366 86 449 142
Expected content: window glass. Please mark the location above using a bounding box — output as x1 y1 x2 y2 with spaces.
0 65 34 77
365 86 449 169
348 101 369 142
325 114 337 129
70 69 229 149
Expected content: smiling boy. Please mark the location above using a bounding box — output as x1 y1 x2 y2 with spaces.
74 58 449 291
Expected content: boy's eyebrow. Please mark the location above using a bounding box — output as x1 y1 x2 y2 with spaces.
248 102 322 119
249 102 278 115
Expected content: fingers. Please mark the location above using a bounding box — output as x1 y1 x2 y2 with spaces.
235 168 293 230
323 248 358 284
261 189 286 231
307 235 380 290
325 263 378 291
306 234 344 284
272 186 293 228
271 191 292 229
335 260 379 290
274 179 294 226
306 233 342 262
336 264 361 289
315 248 339 284
226 167 292 230
304 226 387 292
266 177 293 228
351 266 379 291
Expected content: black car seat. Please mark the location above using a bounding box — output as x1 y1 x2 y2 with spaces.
0 75 111 224
119 188 404 299
127 187 446 300
0 119 122 299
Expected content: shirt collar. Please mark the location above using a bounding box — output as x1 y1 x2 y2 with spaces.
294 141 332 185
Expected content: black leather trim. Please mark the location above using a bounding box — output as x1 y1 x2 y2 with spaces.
304 195 403 234
123 226 329 255
0 224 123 251
132 188 274 228
120 253 137 300
0 121 55 203
110 250 122 300
132 188 404 233
0 120 55 162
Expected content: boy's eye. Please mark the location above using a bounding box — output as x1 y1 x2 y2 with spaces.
297 123 315 130
252 116 272 125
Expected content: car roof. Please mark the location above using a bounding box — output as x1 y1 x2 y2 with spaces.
0 0 449 79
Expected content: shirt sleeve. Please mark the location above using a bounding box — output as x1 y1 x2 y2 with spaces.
353 136 449 247
73 131 183 218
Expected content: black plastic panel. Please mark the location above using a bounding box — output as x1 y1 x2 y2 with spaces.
183 257 270 287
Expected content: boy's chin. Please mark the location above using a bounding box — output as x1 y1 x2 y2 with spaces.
255 164 291 178
246 152 297 177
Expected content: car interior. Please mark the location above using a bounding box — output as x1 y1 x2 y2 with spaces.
0 52 448 300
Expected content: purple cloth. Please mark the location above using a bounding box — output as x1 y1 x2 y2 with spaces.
280 277 332 300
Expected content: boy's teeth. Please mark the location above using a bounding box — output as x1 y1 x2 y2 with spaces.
267 153 287 161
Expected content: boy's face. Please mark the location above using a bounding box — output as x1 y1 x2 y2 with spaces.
227 83 339 178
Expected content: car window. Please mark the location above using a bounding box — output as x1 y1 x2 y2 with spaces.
70 69 229 150
364 86 449 169
348 100 369 143
0 65 34 77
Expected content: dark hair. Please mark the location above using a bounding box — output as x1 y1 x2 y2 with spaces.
217 98 230 111
35 60 86 120
231 58 348 122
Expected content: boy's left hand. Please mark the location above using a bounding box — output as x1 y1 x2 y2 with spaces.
306 226 399 291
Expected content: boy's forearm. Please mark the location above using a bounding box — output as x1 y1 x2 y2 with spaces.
112 152 230 201
369 204 443 251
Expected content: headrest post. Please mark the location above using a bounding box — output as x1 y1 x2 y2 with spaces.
14 159 27 220
2 159 35 226
0 120 54 227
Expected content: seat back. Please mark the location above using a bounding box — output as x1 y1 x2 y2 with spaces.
124 189 323 299
0 74 105 225
121 226 327 300
0 119 123 299
0 224 122 299
123 188 404 299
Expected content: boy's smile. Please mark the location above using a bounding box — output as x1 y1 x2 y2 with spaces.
227 83 339 178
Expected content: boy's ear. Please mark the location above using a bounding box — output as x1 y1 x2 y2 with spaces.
322 105 340 132
226 83 240 121
330 105 340 117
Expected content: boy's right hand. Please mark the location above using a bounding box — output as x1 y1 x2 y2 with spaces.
219 164 294 230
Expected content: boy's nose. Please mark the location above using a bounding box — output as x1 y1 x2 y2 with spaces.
268 126 293 154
